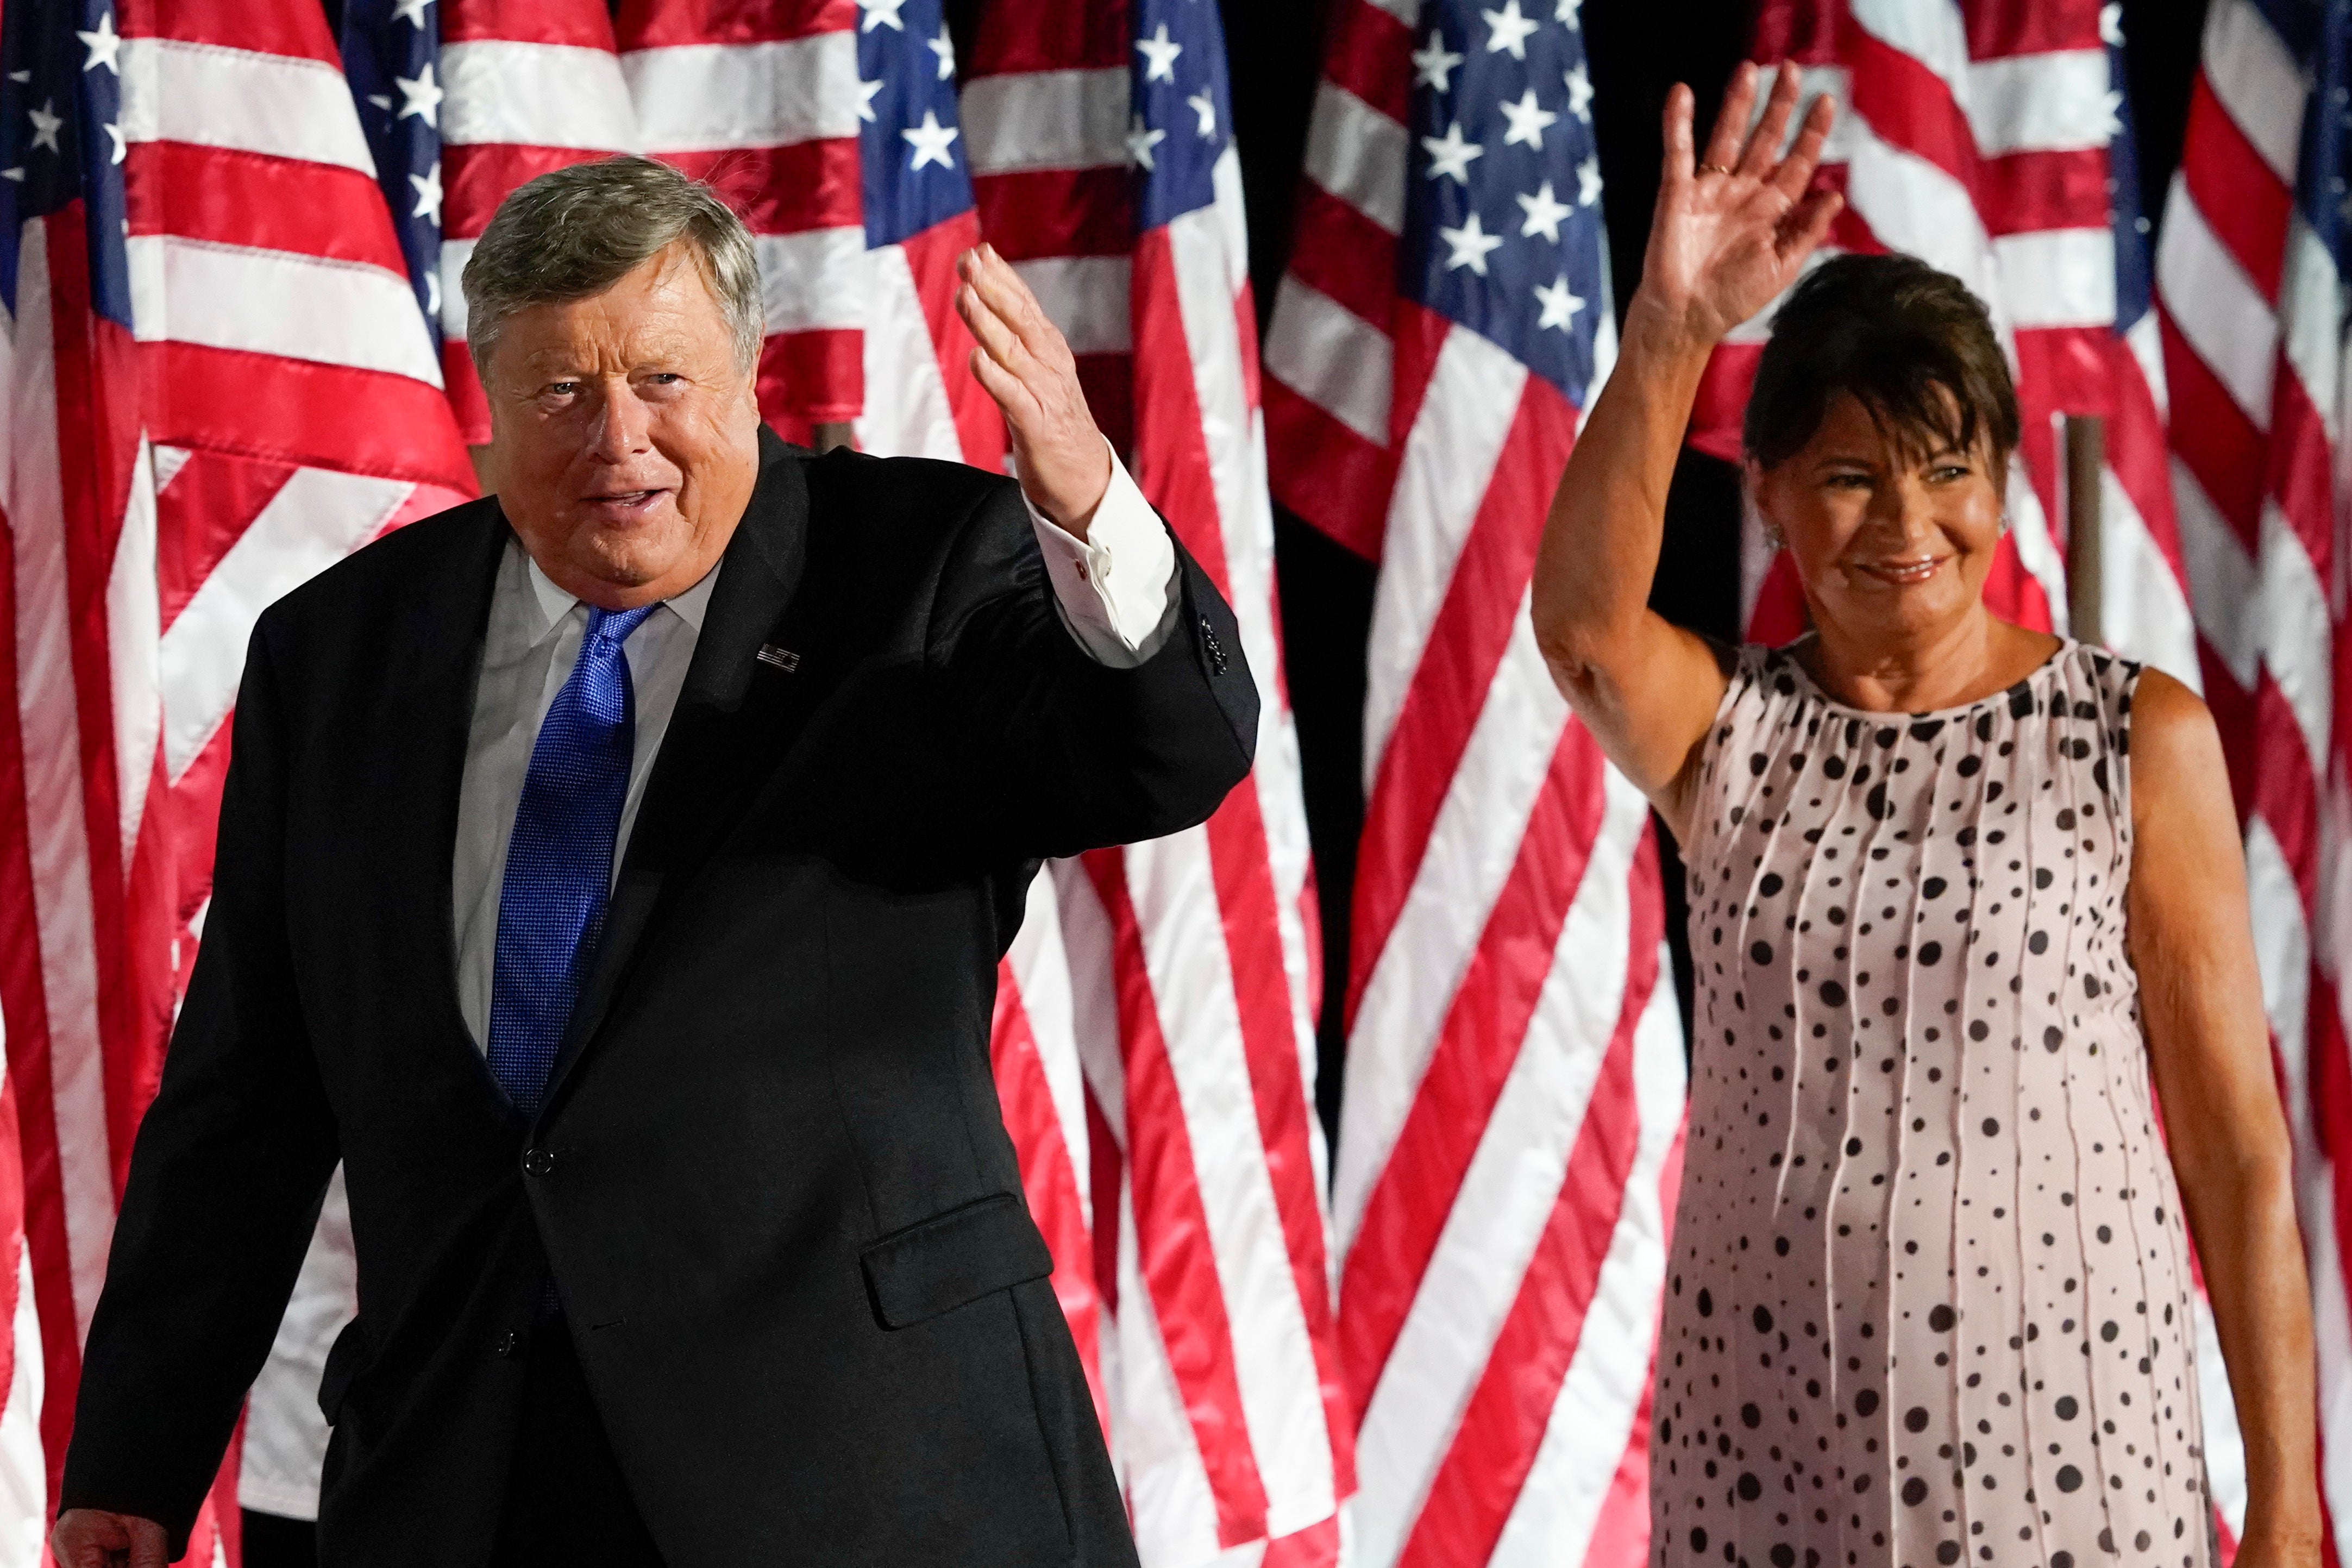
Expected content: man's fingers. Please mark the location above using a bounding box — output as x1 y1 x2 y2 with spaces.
1769 94 1837 200
1736 62 1802 179
1697 61 1757 174
961 246 1072 373
968 344 1041 425
956 274 1042 382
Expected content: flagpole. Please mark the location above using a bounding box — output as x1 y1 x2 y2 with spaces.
2065 414 2105 647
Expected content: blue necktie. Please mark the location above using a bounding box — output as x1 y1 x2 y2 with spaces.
486 602 660 1115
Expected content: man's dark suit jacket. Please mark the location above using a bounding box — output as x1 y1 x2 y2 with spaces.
59 428 1258 1565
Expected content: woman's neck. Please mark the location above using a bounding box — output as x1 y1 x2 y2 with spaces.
1799 607 2056 714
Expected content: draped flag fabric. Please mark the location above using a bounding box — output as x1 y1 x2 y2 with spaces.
2158 0 2352 1552
1 0 475 1557
341 0 639 444
1684 0 2199 685
1263 4 1688 1567
616 0 864 443
961 1 1351 1563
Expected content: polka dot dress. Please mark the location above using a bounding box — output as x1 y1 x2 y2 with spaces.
1653 639 2213 1568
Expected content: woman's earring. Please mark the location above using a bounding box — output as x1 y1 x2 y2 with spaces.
1765 524 1786 551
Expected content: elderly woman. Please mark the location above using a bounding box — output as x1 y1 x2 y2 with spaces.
1532 64 2322 1568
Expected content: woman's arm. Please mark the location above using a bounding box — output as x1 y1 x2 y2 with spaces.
2130 669 2322 1566
1531 63 1837 843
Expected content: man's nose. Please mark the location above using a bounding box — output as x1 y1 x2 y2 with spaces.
587 382 651 461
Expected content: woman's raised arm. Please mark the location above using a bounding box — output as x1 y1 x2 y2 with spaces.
1530 62 1838 843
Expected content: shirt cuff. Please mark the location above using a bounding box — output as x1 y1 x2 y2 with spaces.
1023 442 1182 668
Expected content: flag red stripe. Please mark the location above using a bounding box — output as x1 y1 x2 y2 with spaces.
1319 0 1414 123
971 170 1136 263
655 143 863 238
1080 850 1274 1546
1338 724 1610 1416
2175 74 2291 303
1391 848 1663 1568
142 344 475 491
443 143 631 239
1283 189 1398 330
442 0 621 46
1346 379 1575 1026
611 0 853 51
124 145 402 266
1262 379 1397 562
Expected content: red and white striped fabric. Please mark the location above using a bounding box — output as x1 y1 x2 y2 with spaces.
102 0 468 1554
615 0 864 445
1260 4 1688 1566
436 0 638 442
1689 0 2197 686
2159 0 2351 1551
961 2 1349 1562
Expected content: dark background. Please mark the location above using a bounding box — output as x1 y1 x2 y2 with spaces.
253 1 2214 1559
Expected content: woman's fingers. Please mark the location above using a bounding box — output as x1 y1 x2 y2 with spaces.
1660 81 1696 188
1776 186 1844 263
1697 61 1758 174
1736 63 1803 179
1770 94 1838 200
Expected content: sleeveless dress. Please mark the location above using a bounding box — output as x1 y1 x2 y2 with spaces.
1653 639 2214 1568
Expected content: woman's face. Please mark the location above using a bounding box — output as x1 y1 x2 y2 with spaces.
1750 391 2006 649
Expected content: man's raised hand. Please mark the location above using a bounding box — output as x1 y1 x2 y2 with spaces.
954 243 1114 537
1638 61 1841 348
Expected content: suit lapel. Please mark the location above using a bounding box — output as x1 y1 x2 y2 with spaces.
543 431 813 1113
374 501 511 1071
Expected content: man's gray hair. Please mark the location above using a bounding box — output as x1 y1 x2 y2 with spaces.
461 155 765 379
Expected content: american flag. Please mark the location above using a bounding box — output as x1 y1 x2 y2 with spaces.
2159 0 2352 1552
1686 0 2204 679
962 0 1351 1562
0 0 477 1553
344 0 639 443
617 0 865 444
1263 2 1688 1566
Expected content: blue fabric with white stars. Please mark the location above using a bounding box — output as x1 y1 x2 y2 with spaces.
341 0 444 335
2102 4 2152 335
486 603 659 1118
2291 0 2352 273
857 0 974 248
1130 0 1235 230
0 0 131 328
1403 0 1607 405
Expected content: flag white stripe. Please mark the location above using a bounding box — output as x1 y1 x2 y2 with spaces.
751 228 869 334
2200 0 2306 187
0 1241 41 1568
116 37 375 173
1335 614 1568 1251
1965 49 2113 154
1012 256 1133 355
1361 328 1527 787
851 243 965 461
1351 776 1648 1568
1262 276 1392 446
1488 969 1684 1568
160 468 417 781
1303 81 1408 235
2094 463 2201 692
1995 230 2118 329
440 40 638 152
621 34 862 152
961 68 1130 175
126 236 445 387
1122 823 1338 1530
6 235 121 1343
2153 183 2279 430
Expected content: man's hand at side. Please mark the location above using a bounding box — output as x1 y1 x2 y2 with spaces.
953 243 1114 538
53 1508 169 1567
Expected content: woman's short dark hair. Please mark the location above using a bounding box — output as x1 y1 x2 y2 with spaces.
1742 253 2019 474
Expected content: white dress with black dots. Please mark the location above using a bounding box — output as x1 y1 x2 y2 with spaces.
1654 639 2213 1568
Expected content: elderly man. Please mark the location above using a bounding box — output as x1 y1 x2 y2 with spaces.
52 156 1254 1568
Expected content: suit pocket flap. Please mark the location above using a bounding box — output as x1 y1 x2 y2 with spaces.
860 1193 1053 1329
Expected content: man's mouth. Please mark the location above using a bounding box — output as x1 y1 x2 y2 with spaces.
582 488 668 517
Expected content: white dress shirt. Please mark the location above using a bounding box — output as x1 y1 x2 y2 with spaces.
450 449 1177 1049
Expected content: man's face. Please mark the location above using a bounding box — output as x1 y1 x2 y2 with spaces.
483 242 764 609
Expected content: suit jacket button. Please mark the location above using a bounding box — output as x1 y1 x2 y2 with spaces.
522 1148 556 1177
496 1332 522 1359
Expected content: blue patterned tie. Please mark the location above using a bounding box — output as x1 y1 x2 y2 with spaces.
486 603 660 1115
